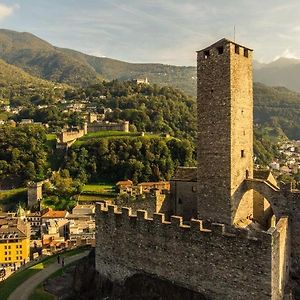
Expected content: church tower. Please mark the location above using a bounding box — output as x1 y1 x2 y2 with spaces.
197 39 253 225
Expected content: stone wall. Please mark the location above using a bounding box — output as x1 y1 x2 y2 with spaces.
95 203 289 300
27 181 43 208
57 129 85 143
197 39 253 225
114 189 171 219
87 121 129 133
170 180 197 221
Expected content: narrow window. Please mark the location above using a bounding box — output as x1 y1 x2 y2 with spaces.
246 170 249 178
241 150 245 158
244 48 249 58
178 198 182 204
204 50 210 59
217 46 224 54
235 45 240 54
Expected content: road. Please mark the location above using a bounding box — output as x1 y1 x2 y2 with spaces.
8 250 89 300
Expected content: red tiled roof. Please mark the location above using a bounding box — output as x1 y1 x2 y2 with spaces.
42 210 67 219
116 180 133 186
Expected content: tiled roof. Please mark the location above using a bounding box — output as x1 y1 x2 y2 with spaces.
42 210 67 219
138 181 169 186
116 180 133 186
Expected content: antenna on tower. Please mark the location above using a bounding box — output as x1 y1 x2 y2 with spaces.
234 25 236 42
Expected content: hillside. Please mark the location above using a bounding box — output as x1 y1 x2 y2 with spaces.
0 29 196 95
254 57 300 92
0 59 68 103
254 82 300 139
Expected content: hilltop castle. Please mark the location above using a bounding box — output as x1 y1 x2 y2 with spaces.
95 39 300 299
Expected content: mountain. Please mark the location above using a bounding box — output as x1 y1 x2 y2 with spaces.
254 57 300 92
253 82 300 139
0 58 68 101
0 29 196 95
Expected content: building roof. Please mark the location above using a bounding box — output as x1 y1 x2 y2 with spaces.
171 167 197 182
138 181 169 187
197 38 253 53
26 211 41 217
73 204 95 209
0 213 30 239
116 180 133 186
42 210 68 219
254 170 272 180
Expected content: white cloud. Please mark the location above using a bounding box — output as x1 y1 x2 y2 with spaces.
273 49 300 61
0 3 19 20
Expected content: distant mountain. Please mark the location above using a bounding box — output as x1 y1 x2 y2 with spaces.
253 82 300 139
0 29 196 95
254 57 300 92
1 28 300 96
0 58 56 87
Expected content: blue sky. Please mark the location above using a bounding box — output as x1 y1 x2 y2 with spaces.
0 0 300 65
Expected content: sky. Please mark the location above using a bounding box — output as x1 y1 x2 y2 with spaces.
0 0 300 66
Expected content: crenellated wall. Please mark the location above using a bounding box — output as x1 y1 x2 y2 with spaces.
57 129 85 143
87 121 129 133
95 203 289 300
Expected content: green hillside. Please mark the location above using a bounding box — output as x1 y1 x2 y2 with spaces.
0 29 196 94
0 58 68 104
254 82 300 139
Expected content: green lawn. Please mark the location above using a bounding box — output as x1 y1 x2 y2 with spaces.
77 183 117 203
46 134 57 141
81 130 139 139
74 131 160 146
82 183 115 193
29 284 55 300
0 247 89 300
77 194 112 202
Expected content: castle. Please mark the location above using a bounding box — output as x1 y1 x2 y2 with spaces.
95 39 300 299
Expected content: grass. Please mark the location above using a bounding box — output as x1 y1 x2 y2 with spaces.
77 183 117 203
29 258 82 300
81 130 139 139
0 188 27 210
74 131 160 146
82 183 115 193
77 194 111 202
46 134 57 141
29 284 55 300
0 247 89 300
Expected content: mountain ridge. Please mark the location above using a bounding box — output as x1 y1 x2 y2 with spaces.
1 28 300 95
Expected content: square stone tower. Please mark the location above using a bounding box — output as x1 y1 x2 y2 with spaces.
197 38 253 225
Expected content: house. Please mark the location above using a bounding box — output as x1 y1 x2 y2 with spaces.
0 212 30 269
116 180 133 194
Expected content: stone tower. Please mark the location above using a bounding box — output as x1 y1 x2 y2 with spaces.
197 38 253 225
27 181 43 208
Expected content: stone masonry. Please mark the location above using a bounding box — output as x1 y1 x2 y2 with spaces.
197 39 253 225
96 203 289 300
95 39 300 299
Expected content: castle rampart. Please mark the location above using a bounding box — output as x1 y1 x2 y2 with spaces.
95 203 289 300
57 129 85 144
87 121 129 133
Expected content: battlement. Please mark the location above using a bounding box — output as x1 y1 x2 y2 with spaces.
96 203 272 242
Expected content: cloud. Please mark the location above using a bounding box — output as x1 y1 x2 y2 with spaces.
0 3 19 20
273 49 300 61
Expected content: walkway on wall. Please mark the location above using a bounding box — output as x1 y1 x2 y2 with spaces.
244 178 288 216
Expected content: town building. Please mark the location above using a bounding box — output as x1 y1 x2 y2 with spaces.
0 212 30 269
67 205 96 246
